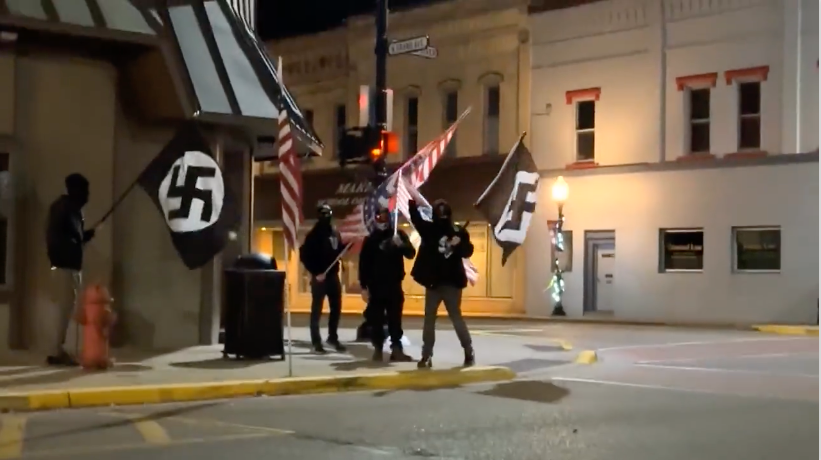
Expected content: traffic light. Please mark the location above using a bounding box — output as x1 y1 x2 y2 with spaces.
337 125 398 169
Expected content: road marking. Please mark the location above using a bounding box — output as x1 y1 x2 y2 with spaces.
597 336 809 352
637 350 819 364
167 415 294 435
474 328 544 335
0 415 26 459
634 363 819 378
21 433 268 459
104 412 170 445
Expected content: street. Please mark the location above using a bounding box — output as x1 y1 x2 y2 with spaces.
0 322 817 460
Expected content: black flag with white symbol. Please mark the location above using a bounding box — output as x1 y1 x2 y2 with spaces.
474 134 540 266
138 124 241 270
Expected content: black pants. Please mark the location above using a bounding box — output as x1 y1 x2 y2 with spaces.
366 285 404 350
310 275 342 345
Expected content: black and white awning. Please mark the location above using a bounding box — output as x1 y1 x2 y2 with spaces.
0 0 323 156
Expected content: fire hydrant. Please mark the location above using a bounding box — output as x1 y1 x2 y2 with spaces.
75 283 116 370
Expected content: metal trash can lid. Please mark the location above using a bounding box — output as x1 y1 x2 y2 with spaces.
232 253 277 270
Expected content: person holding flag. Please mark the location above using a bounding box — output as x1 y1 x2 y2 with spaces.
408 194 476 369
358 205 415 362
299 203 348 354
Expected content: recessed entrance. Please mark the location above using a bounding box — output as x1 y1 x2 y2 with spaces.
583 230 616 315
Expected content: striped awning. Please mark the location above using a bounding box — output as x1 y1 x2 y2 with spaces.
0 0 323 155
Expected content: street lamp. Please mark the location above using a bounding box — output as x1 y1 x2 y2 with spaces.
549 176 569 316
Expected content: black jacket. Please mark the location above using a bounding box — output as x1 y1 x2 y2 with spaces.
409 201 474 289
299 223 346 278
46 195 89 270
359 228 415 293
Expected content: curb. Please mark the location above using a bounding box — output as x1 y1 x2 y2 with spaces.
0 366 516 412
574 350 598 365
752 325 819 336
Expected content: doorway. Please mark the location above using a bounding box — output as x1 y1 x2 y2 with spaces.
583 231 616 314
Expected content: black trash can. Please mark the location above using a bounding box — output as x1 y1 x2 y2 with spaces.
222 253 285 360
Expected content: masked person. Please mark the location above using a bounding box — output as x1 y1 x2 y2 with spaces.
408 199 475 368
299 204 347 353
45 173 95 366
358 207 415 362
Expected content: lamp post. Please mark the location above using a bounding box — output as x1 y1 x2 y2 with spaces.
549 176 569 316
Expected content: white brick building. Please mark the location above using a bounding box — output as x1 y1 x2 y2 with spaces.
525 0 819 324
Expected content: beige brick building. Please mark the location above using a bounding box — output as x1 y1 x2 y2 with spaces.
254 0 532 315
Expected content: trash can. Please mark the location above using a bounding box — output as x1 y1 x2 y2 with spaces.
222 253 285 360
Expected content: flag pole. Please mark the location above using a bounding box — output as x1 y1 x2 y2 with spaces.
283 242 294 378
277 55 294 378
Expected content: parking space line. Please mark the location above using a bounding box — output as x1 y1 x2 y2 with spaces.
166 415 294 435
551 376 735 396
638 350 819 364
0 415 26 459
597 336 810 352
634 363 819 378
103 412 170 445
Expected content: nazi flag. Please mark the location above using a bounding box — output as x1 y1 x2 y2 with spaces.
474 135 540 267
138 123 241 270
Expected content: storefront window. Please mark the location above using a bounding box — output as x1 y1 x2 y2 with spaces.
256 222 516 299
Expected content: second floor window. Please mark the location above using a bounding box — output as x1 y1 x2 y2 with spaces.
334 104 346 158
688 89 711 154
738 82 761 150
405 96 419 158
575 100 595 161
484 85 500 154
443 91 458 157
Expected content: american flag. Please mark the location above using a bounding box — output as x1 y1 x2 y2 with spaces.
338 108 470 242
278 99 303 250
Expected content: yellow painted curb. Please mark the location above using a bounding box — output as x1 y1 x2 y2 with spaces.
752 325 819 336
0 366 515 412
574 350 598 365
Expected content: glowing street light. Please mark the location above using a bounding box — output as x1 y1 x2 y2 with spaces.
549 176 569 316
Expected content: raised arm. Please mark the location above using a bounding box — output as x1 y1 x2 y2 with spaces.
397 230 416 260
408 200 431 238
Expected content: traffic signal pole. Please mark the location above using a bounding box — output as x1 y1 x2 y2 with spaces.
375 0 388 130
373 0 389 177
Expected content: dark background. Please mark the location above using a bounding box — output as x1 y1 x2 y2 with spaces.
257 0 448 40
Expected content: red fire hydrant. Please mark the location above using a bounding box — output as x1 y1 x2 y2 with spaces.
75 283 116 370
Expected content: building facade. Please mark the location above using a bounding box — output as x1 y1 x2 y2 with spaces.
254 0 531 315
526 0 819 324
0 0 292 352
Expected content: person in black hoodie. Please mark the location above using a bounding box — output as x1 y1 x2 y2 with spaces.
409 199 475 368
358 206 415 362
299 204 347 353
45 173 95 366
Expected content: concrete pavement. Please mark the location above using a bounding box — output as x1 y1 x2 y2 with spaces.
0 323 816 458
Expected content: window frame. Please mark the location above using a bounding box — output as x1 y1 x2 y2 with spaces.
483 84 501 155
732 226 781 273
687 88 711 154
659 228 705 273
405 95 419 159
737 81 761 151
575 100 596 161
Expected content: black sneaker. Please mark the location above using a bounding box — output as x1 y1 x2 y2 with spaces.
463 349 475 367
312 344 327 354
46 351 77 367
390 349 413 362
326 339 347 352
417 355 432 369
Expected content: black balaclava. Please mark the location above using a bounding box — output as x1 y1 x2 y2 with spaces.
317 203 333 228
65 173 89 207
432 199 452 229
374 207 391 233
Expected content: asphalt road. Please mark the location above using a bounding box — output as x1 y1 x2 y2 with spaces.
0 324 817 460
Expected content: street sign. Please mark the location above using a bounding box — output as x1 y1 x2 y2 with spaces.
388 36 429 56
411 46 438 59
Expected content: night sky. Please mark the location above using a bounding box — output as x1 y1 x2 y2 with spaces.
257 0 445 40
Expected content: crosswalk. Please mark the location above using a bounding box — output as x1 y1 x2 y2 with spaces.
0 410 292 459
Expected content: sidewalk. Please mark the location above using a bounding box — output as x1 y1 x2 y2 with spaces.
0 327 538 411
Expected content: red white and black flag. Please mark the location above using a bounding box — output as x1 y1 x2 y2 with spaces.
474 133 540 266
138 124 242 269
